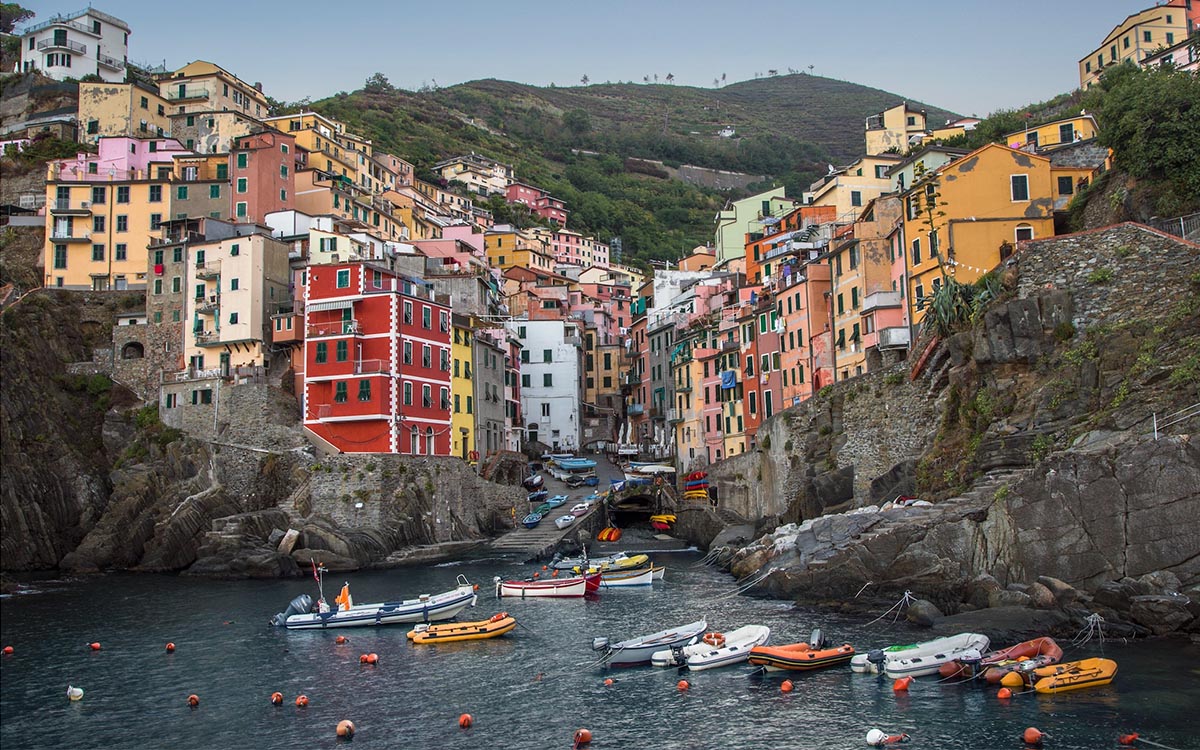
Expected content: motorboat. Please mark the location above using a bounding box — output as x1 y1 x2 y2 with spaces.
882 634 992 678
569 503 592 517
749 631 855 671
407 613 517 644
593 619 707 667
271 572 478 630
651 625 770 670
851 632 989 674
550 550 646 571
938 636 1064 682
546 495 569 508
1026 657 1117 694
599 567 653 587
495 572 601 598
522 513 544 529
527 489 548 503
554 515 575 530
522 474 544 491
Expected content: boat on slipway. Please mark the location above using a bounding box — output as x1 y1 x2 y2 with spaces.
593 619 707 667
271 572 478 630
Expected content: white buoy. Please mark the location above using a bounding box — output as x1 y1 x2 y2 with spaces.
866 729 887 746
67 685 84 701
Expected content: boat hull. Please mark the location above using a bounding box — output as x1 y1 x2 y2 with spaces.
884 635 991 678
851 633 989 674
650 625 771 670
496 572 600 598
603 619 707 666
407 615 517 644
600 568 654 587
749 643 855 672
283 588 478 630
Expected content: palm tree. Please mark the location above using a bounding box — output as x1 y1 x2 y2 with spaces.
665 73 674 84
581 74 589 86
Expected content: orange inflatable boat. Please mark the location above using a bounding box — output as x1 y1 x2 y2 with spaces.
937 636 1063 682
748 641 856 672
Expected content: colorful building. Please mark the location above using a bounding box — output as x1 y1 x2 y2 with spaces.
303 263 452 455
434 153 514 197
450 316 475 460
1001 115 1099 153
157 60 271 119
804 154 902 226
1079 0 1191 89
865 103 929 155
473 331 507 457
78 82 171 144
506 182 568 225
18 7 129 83
230 130 296 223
714 187 792 269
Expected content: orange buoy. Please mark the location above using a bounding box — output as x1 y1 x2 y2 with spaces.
165 642 176 653
359 654 369 664
552 570 559 578
997 687 1013 699
533 572 540 578
542 565 548 571
458 713 473 729
296 695 309 708
603 678 613 686
781 680 794 693
1001 671 1025 688
677 679 689 691
1023 727 1044 746
574 728 593 747
1118 734 1140 746
336 719 355 739
335 635 347 645
270 692 283 705
367 653 378 665
2 646 12 655
187 694 199 707
892 676 913 692
88 642 101 651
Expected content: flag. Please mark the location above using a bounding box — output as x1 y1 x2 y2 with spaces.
312 559 320 583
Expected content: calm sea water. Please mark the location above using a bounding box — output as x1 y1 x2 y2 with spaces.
1 555 1196 750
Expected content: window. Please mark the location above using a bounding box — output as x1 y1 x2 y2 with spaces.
280 189 287 202
315 343 328 363
336 269 350 288
237 153 248 169
236 178 247 193
154 279 162 294
177 186 188 200
116 186 129 204
150 214 162 230
851 190 862 207
422 384 432 408
912 237 922 264
1015 225 1035 242
280 165 288 178
454 394 461 412
422 306 431 329
543 349 552 363
236 202 247 218
92 244 105 262
116 215 127 232
230 278 239 291
358 380 371 401
116 244 127 261
836 293 844 315
422 344 431 368
518 326 526 338
404 341 412 364
1059 123 1074 144
229 312 239 324
92 186 106 204
216 163 227 180
1166 32 1175 45
209 184 220 199
334 381 348 403
93 216 106 233
149 185 162 202
1143 30 1152 43
1057 176 1074 196
543 373 553 387
404 381 412 405
1010 175 1029 201
521 350 530 363
851 288 860 308
230 244 239 257
336 340 348 362
282 144 289 154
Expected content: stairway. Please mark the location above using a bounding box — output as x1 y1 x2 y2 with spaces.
489 506 602 561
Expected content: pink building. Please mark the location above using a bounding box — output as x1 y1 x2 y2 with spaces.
52 136 191 181
506 181 568 225
551 229 609 267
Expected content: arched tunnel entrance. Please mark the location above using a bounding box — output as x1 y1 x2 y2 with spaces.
607 491 660 528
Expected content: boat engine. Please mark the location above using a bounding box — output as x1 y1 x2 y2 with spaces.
669 644 688 666
270 593 313 627
866 649 888 671
809 628 826 650
591 637 610 652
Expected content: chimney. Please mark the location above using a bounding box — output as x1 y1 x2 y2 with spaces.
254 82 263 92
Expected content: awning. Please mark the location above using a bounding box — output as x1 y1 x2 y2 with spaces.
306 300 354 312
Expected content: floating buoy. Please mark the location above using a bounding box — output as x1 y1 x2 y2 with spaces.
552 570 559 578
892 676 913 692
165 642 176 653
997 687 1013 699
866 729 910 746
296 695 309 708
676 679 689 691
366 653 378 665
1118 735 1139 746
337 719 355 740
542 565 548 571
1023 727 1044 746
2 646 13 655
533 572 540 578
67 685 84 701
270 692 283 705
88 642 101 651
458 713 473 729
1001 671 1025 688
574 728 593 747
187 694 199 707
359 654 372 664
781 680 794 693
603 678 613 686
335 635 347 645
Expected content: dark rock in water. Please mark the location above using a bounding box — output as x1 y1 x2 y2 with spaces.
291 548 360 572
988 589 1033 609
907 599 944 628
930 606 1070 642
869 460 917 504
1129 594 1194 635
1027 581 1056 609
1037 576 1080 606
967 574 1003 609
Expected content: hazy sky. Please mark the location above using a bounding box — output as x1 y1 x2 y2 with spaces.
25 0 1148 115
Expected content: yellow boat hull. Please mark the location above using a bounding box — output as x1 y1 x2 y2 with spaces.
407 615 517 644
1032 657 1117 693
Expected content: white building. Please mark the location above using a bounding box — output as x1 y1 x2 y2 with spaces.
506 319 583 452
19 8 130 83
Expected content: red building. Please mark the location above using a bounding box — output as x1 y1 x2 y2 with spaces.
303 262 452 454
506 181 568 225
231 130 297 223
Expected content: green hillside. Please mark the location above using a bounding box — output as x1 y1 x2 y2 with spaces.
309 74 958 265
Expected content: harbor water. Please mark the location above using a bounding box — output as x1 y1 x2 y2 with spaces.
1 555 1197 749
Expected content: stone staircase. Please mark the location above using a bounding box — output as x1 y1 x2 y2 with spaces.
489 506 603 561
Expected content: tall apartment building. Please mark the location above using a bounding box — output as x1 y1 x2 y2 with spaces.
78 82 171 144
18 7 129 82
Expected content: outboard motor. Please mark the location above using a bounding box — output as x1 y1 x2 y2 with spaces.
809 628 826 650
592 637 610 652
866 649 888 672
271 593 313 627
669 644 688 667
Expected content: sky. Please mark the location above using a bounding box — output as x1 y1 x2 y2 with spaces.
24 0 1150 116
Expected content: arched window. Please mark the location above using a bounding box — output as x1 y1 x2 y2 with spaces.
120 341 145 360
410 426 419 454
425 427 435 455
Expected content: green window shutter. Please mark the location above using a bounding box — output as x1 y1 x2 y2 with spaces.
336 340 348 361
316 343 327 363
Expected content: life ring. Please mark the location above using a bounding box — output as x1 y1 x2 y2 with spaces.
703 632 726 648
469 450 480 461
489 612 508 623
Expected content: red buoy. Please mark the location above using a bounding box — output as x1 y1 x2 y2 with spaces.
892 676 913 692
997 687 1013 699
2 646 13 655
270 692 283 706
1118 735 1140 746
367 653 378 665
574 728 593 748
677 679 689 691
165 642 176 653
458 713 473 729
1023 727 1044 746
187 694 199 707
603 678 613 686
335 635 347 645
337 719 355 739
359 654 369 664
88 642 101 651
296 695 309 708
781 679 794 693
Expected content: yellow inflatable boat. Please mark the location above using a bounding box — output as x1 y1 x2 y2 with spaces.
406 613 517 644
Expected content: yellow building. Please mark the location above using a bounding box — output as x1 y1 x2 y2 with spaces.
263 112 361 183
169 110 258 155
928 117 981 142
293 171 410 243
485 228 555 273
805 154 902 225
1001 115 1100 152
829 230 868 378
433 154 513 196
78 82 172 144
183 233 291 372
451 317 476 460
902 143 1055 327
1079 3 1189 89
157 61 272 119
865 103 929 155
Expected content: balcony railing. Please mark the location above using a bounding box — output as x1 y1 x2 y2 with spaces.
50 229 90 242
667 408 682 423
720 339 739 351
861 291 902 314
195 260 221 279
315 403 391 421
97 53 125 71
49 199 91 214
166 87 211 101
627 403 644 416
194 330 220 345
355 359 387 374
307 320 361 338
196 295 219 313
37 38 87 54
878 326 911 350
23 15 101 37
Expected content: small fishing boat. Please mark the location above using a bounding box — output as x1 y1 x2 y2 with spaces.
550 551 648 571
272 572 478 630
851 632 989 674
522 513 544 529
552 457 598 484
599 567 654 587
569 503 592 517
1028 657 1117 694
527 489 548 503
593 619 708 667
546 495 569 508
407 612 517 644
522 474 544 491
938 636 1064 681
749 631 855 671
534 503 553 516
554 515 575 530
651 625 771 670
494 572 600 598
884 633 991 678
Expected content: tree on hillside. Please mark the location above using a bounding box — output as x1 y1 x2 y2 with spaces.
581 74 589 86
665 73 674 84
563 108 591 136
364 72 395 94
1 3 34 34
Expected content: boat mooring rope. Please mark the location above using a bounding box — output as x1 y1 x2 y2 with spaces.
708 567 776 601
863 590 917 627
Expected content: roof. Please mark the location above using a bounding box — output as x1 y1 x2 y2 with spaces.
1001 114 1099 143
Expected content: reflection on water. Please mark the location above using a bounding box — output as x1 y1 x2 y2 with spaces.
1 556 1197 749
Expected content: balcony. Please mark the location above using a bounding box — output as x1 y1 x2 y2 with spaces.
49 228 90 242
149 230 204 248
271 313 302 344
37 38 87 54
97 53 125 71
195 260 221 279
194 330 221 346
564 335 583 347
23 16 101 37
315 403 391 422
354 359 388 374
861 291 902 315
720 339 739 352
667 408 683 424
878 326 911 350
307 320 361 338
675 384 692 394
49 199 91 216
627 403 645 416
196 295 219 314
166 87 211 102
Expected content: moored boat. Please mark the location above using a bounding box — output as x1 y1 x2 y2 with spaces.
522 513 544 529
546 495 569 508
1028 657 1117 694
554 515 575 530
495 572 601 598
550 551 648 571
522 474 544 491
599 567 654 587
407 612 517 644
883 633 991 678
527 489 548 503
651 625 771 670
938 636 1064 681
272 573 478 630
593 619 707 666
749 631 854 672
569 503 592 517
850 632 989 674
